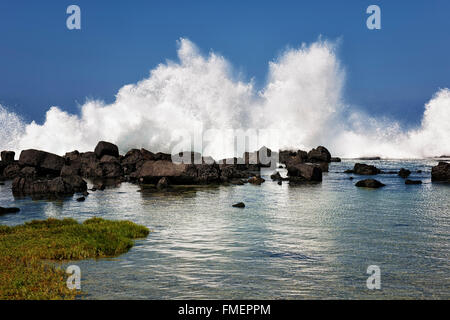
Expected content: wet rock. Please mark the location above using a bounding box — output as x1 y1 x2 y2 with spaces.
3 163 21 179
277 180 282 185
1 151 15 163
99 155 123 178
153 152 172 161
279 150 307 165
94 141 119 159
307 146 331 163
314 162 329 173
398 168 411 179
355 179 386 188
61 175 88 192
232 202 245 208
19 149 64 174
330 157 341 162
431 162 450 183
353 163 381 175
83 191 89 196
76 197 86 202
138 160 195 184
248 176 265 185
12 176 83 196
156 177 170 190
349 176 354 180
405 179 422 185
357 157 381 160
270 171 282 181
20 166 37 178
286 163 322 182
0 207 20 215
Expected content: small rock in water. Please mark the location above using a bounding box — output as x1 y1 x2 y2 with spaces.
91 187 97 192
416 170 422 173
232 202 245 208
277 180 282 185
405 179 422 185
398 168 411 179
76 197 86 202
355 179 386 188
156 177 170 190
0 207 20 215
278 165 283 169
349 177 354 180
248 176 265 185
270 171 282 181
83 191 89 196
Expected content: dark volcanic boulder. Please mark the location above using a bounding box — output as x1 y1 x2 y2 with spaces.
405 179 422 185
12 176 85 196
19 149 64 174
353 163 381 175
398 168 411 179
355 179 386 188
0 207 20 215
121 148 155 175
20 166 37 178
248 176 265 185
196 164 220 184
3 163 21 179
307 146 331 163
61 175 87 192
287 163 322 182
156 177 170 190
1 151 15 163
314 162 329 173
330 157 341 162
270 171 282 181
94 141 119 159
232 202 245 208
279 150 307 165
431 162 450 182
99 155 123 178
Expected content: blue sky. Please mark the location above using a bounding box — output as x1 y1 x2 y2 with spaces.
0 0 448 125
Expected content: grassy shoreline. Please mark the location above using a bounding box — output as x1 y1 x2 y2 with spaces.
0 217 149 300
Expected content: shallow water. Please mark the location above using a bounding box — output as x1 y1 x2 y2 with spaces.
1 160 449 299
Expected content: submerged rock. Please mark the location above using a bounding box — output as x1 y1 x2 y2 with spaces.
156 177 170 190
405 179 422 185
232 202 245 208
76 196 85 202
0 207 20 215
248 176 265 185
270 171 282 181
398 168 411 179
431 162 450 182
355 179 386 188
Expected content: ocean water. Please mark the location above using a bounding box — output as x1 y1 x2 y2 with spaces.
0 159 449 299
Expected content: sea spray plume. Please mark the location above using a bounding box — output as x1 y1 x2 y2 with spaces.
259 40 345 151
0 104 25 151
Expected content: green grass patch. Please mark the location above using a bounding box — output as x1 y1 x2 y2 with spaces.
0 217 149 300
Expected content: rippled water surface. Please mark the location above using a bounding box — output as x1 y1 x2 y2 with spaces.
1 160 449 299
